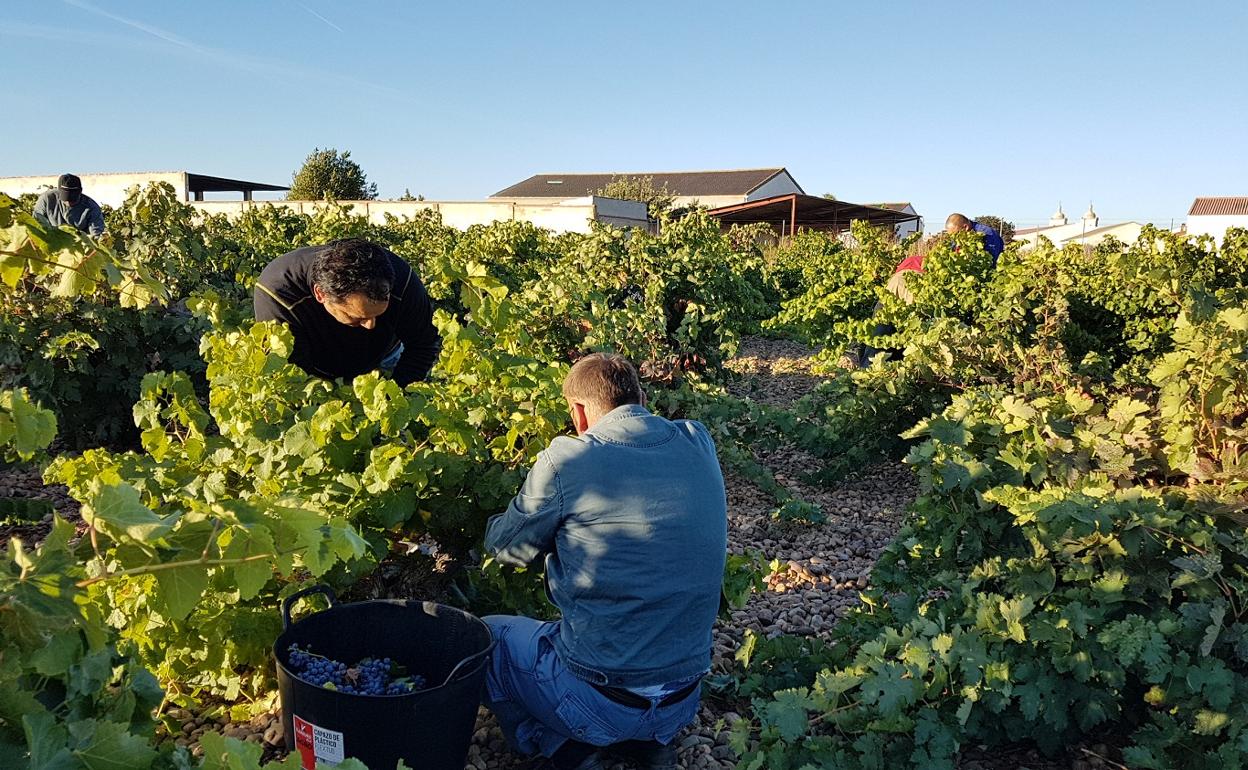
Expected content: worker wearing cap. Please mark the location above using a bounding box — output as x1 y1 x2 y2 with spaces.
32 174 106 237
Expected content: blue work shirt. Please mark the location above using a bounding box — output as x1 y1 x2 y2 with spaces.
33 190 106 237
972 221 1004 263
484 403 728 688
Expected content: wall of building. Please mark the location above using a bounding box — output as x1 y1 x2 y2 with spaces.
1067 222 1144 248
1016 221 1143 250
672 194 746 209
1014 219 1101 249
746 171 804 201
891 205 922 239
1187 215 1248 246
186 196 648 234
0 172 188 207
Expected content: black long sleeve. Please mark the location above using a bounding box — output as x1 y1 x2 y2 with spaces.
390 270 442 385
253 245 441 383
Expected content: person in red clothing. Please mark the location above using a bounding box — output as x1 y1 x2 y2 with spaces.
884 251 926 304
882 214 1003 304
853 213 1005 364
858 250 923 364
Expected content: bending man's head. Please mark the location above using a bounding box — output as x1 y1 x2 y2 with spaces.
562 352 644 434
945 213 973 234
56 173 83 205
311 238 394 330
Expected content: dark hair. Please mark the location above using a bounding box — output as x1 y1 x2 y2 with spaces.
310 238 394 302
563 353 642 410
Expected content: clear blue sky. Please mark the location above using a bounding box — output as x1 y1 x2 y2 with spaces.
2 1 1245 228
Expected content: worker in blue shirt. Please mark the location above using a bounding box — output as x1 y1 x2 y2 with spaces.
945 213 1004 263
482 353 727 770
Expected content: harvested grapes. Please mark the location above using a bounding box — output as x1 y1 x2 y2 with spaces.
286 644 428 696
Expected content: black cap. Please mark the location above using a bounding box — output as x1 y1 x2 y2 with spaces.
56 173 82 204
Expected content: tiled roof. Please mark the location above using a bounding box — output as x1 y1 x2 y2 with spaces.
1189 197 1248 216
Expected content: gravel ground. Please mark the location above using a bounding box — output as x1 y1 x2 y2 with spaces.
0 462 82 544
1 337 1108 768
723 335 826 407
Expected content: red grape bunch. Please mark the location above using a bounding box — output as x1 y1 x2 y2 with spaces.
287 644 428 696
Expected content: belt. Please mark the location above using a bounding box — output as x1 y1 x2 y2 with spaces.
590 678 700 710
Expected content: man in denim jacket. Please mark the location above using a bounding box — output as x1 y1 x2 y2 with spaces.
483 353 728 770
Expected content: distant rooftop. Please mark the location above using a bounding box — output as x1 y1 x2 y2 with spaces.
492 168 801 198
867 202 913 212
705 193 920 234
0 170 287 191
184 173 288 194
0 170 288 203
1189 196 1248 216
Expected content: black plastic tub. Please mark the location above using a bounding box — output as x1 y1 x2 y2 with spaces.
274 585 495 770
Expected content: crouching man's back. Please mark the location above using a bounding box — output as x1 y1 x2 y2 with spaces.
482 353 727 770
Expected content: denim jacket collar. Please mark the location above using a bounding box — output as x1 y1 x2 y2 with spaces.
584 403 651 436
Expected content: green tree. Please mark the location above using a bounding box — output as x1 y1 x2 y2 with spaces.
288 147 378 201
595 175 675 218
976 214 1016 243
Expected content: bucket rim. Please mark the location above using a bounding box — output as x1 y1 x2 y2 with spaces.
273 597 495 697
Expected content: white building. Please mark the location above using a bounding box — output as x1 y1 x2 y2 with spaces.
189 196 648 234
868 202 923 238
1186 197 1248 245
490 168 805 210
0 171 288 206
1014 203 1143 249
0 170 648 234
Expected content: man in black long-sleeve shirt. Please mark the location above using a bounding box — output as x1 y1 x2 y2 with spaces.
253 238 441 385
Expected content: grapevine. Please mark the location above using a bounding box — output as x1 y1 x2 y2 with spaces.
1 177 1247 769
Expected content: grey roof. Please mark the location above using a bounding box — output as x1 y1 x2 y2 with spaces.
491 168 799 198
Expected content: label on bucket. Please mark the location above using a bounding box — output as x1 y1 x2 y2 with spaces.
294 715 344 768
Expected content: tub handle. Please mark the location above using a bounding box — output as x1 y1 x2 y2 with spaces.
282 584 337 630
440 636 498 687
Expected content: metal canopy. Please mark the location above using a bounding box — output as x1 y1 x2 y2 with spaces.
186 173 288 201
706 194 920 235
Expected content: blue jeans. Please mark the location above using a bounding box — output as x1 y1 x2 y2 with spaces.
482 616 701 759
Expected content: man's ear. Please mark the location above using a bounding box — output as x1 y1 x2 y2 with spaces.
312 284 326 304
570 402 590 435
